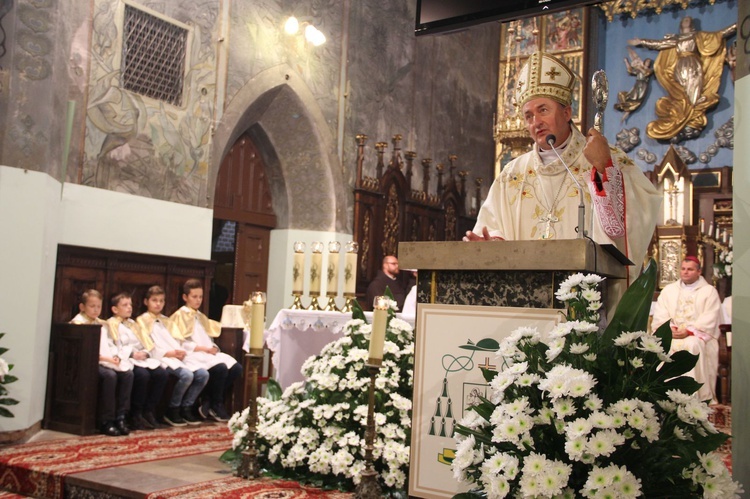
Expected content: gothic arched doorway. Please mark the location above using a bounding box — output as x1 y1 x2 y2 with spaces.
210 131 276 319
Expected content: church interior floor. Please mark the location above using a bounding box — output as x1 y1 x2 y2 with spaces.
7 427 236 498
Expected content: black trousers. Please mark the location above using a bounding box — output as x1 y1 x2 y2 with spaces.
131 365 168 414
205 363 242 407
98 366 134 424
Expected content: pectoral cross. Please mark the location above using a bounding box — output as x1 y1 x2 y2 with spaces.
540 212 559 239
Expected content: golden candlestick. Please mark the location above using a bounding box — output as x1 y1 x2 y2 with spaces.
238 348 264 479
354 364 383 499
341 292 356 313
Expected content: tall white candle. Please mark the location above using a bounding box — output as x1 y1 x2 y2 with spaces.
369 296 388 363
344 241 358 295
344 252 357 294
327 241 341 294
310 242 324 294
249 292 266 350
292 242 305 294
699 217 705 234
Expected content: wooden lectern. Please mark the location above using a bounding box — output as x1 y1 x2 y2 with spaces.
399 240 628 499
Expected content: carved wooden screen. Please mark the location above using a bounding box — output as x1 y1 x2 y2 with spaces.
352 134 478 296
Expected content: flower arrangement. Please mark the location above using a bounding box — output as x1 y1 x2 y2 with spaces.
714 250 733 278
225 297 413 495
0 332 19 418
452 262 741 498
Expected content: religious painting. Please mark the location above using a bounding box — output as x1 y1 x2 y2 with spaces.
544 8 584 53
500 17 539 58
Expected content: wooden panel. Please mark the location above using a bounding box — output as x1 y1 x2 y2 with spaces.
44 324 101 435
53 245 215 322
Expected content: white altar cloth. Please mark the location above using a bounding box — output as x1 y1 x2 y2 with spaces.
264 309 415 389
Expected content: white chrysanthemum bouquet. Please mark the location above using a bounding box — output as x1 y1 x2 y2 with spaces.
0 332 19 418
715 250 733 278
225 296 413 495
452 261 741 498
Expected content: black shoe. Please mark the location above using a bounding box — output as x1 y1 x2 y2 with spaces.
198 401 211 420
209 405 230 422
100 421 121 437
129 414 147 431
115 417 131 436
163 407 187 427
181 406 201 425
142 412 159 429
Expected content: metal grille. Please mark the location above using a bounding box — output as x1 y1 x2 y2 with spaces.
121 5 187 106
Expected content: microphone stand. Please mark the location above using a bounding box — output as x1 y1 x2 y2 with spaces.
546 135 585 239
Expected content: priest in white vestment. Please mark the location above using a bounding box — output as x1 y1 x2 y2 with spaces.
465 51 661 287
652 256 721 403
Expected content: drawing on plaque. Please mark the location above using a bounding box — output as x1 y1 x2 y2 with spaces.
431 337 500 466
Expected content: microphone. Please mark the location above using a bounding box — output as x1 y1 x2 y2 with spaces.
545 134 586 239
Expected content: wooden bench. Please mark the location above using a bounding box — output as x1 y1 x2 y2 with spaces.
44 244 253 435
717 324 731 404
44 324 248 435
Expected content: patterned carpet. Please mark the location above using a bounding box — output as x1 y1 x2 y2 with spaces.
709 403 733 473
0 425 232 499
147 477 352 499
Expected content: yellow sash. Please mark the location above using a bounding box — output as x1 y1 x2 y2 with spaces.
169 307 221 340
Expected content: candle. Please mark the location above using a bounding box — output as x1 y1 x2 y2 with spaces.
369 296 389 363
722 230 728 244
249 291 266 350
729 235 733 248
327 241 341 294
699 217 705 234
344 241 358 295
310 241 324 294
292 242 305 294
708 221 714 239
715 226 720 240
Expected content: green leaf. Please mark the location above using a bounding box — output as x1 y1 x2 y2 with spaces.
603 259 657 343
0 406 14 418
0 398 19 406
453 493 484 499
656 350 698 381
265 378 283 401
350 298 366 322
0 347 7 357
219 448 239 463
1 375 18 385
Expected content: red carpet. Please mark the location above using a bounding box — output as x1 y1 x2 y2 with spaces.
147 477 352 498
0 425 232 499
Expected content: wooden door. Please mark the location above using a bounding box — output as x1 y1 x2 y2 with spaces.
235 223 270 304
213 132 276 309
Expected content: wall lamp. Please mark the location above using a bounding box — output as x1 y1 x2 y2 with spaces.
284 16 326 46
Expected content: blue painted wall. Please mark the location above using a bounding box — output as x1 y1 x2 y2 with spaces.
596 0 737 173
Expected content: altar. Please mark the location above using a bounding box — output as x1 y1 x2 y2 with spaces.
264 309 415 389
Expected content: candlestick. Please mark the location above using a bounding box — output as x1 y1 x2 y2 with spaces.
699 217 705 234
308 241 324 310
368 296 388 365
354 364 383 499
249 291 266 350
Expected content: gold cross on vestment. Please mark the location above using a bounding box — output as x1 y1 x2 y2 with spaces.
546 67 561 80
